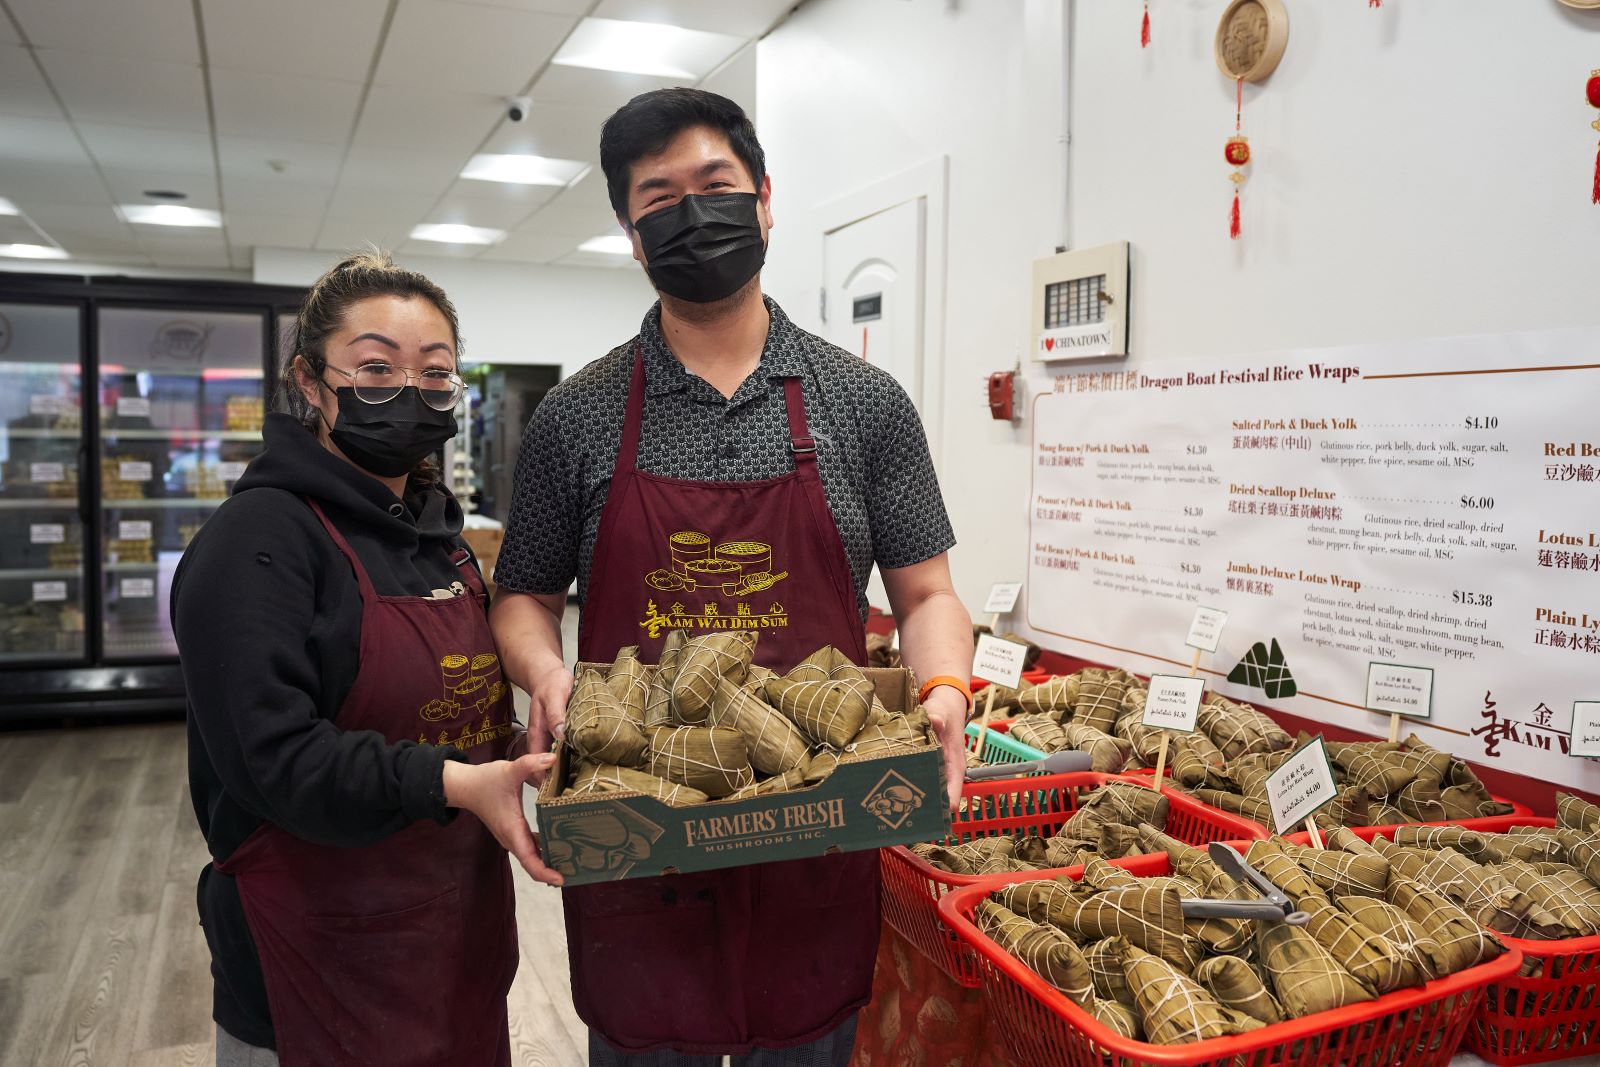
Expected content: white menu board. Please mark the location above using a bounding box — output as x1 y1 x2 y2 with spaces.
1024 328 1600 793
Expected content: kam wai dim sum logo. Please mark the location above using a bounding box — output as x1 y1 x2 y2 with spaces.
640 529 792 638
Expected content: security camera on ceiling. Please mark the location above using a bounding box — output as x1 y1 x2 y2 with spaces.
506 96 532 123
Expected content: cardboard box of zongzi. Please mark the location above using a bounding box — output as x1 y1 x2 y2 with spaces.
535 647 951 886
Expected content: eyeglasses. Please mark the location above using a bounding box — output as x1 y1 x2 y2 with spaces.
322 361 465 411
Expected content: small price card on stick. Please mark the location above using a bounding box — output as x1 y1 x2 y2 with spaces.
1185 606 1229 653
1142 674 1205 782
971 633 1029 759
1570 701 1600 760
1266 736 1339 847
1366 661 1434 743
982 581 1023 632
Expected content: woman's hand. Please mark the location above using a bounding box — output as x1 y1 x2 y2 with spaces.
443 754 565 887
527 665 574 754
921 687 970 812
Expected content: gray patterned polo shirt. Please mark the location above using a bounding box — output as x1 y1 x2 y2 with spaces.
494 297 955 620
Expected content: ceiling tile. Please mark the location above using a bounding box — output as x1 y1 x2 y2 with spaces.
78 125 216 175
353 87 498 157
149 244 234 269
103 169 221 210
476 226 586 263
592 0 796 39
395 239 486 260
36 224 146 256
212 69 362 144
224 213 321 250
218 137 344 187
7 0 200 64
428 185 558 229
0 161 111 204
439 0 593 14
14 202 125 233
530 64 679 110
0 15 16 44
0 215 50 246
516 175 622 234
441 177 564 210
0 116 93 166
315 219 412 254
201 0 388 80
480 101 611 161
0 46 62 120
324 186 437 224
338 145 465 195
40 50 209 134
552 247 637 269
374 1 575 96
221 177 331 217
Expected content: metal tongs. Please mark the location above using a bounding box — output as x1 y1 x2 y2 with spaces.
1179 842 1310 925
964 750 1096 781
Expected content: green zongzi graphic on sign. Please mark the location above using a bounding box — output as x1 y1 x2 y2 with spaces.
1228 638 1298 699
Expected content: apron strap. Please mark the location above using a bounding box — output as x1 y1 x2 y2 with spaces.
782 377 816 468
305 497 378 599
452 544 490 598
612 343 649 478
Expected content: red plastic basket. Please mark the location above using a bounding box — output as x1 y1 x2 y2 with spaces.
1284 818 1600 1065
879 772 1268 988
938 859 1524 1067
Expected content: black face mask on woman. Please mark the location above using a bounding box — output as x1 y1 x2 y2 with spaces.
632 192 766 304
325 387 458 478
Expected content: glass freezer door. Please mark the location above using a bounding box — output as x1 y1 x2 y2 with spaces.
0 303 88 665
97 307 265 660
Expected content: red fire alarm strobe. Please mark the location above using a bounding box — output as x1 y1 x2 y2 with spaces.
987 370 1017 421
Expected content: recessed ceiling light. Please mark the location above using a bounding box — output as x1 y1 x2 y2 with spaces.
578 234 634 255
0 243 69 259
461 154 591 187
552 18 746 80
0 197 18 216
118 204 222 228
142 189 188 201
411 223 506 246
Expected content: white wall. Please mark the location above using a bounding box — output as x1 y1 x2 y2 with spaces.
254 246 655 377
757 0 1600 613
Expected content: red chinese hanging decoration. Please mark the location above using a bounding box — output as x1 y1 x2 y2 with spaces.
1142 1 1151 48
1226 78 1249 239
1369 0 1382 8
1589 68 1600 204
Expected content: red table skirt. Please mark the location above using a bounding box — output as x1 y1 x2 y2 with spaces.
851 923 1016 1067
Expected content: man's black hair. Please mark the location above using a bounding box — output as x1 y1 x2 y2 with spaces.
599 88 767 223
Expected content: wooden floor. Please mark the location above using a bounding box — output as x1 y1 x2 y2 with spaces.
0 719 587 1067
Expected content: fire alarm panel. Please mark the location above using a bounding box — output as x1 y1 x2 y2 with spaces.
1031 241 1130 363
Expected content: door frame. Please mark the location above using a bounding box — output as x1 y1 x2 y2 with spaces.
810 155 949 465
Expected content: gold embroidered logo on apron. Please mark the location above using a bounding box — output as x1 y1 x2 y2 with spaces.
418 652 512 749
641 530 792 638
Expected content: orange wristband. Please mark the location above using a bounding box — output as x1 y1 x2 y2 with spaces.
918 675 974 715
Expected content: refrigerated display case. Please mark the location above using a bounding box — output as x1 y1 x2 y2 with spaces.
0 274 304 719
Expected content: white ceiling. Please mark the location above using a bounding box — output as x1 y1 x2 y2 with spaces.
0 0 796 272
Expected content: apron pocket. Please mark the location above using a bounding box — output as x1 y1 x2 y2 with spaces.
303 886 463 1062
568 875 743 1048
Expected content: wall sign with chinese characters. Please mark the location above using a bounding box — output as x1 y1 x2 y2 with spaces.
1022 328 1600 793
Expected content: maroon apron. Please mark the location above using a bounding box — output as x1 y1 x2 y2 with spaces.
214 498 518 1067
567 347 880 1055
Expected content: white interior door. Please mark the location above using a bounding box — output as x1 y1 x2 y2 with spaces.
822 198 925 411
821 198 927 614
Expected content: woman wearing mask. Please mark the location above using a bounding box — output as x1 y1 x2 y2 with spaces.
173 252 560 1067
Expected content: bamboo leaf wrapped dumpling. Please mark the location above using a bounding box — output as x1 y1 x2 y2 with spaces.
1193 955 1284 1025
1121 944 1237 1044
1009 713 1069 753
707 677 809 775
645 725 754 797
765 675 873 749
1050 883 1201 972
605 647 651 724
1017 676 1075 717
1059 721 1133 773
978 900 1095 1005
1256 920 1375 1017
643 630 688 727
671 631 758 723
567 669 649 766
1386 877 1504 974
567 761 710 807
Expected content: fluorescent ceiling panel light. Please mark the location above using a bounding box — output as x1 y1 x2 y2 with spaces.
0 197 18 216
410 223 506 246
461 153 591 187
0 243 69 259
118 204 222 228
552 18 745 80
578 234 634 255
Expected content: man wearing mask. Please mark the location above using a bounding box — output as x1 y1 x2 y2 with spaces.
491 88 973 1064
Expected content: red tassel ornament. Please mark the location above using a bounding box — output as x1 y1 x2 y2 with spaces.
1227 79 1248 240
1141 2 1151 48
1369 0 1381 8
1589 70 1600 204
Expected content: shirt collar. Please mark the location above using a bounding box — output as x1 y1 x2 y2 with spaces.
640 296 809 399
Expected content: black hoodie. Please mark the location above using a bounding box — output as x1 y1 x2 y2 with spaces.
173 412 482 1050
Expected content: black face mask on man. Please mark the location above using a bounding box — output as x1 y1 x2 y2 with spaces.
324 386 458 478
632 192 766 304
